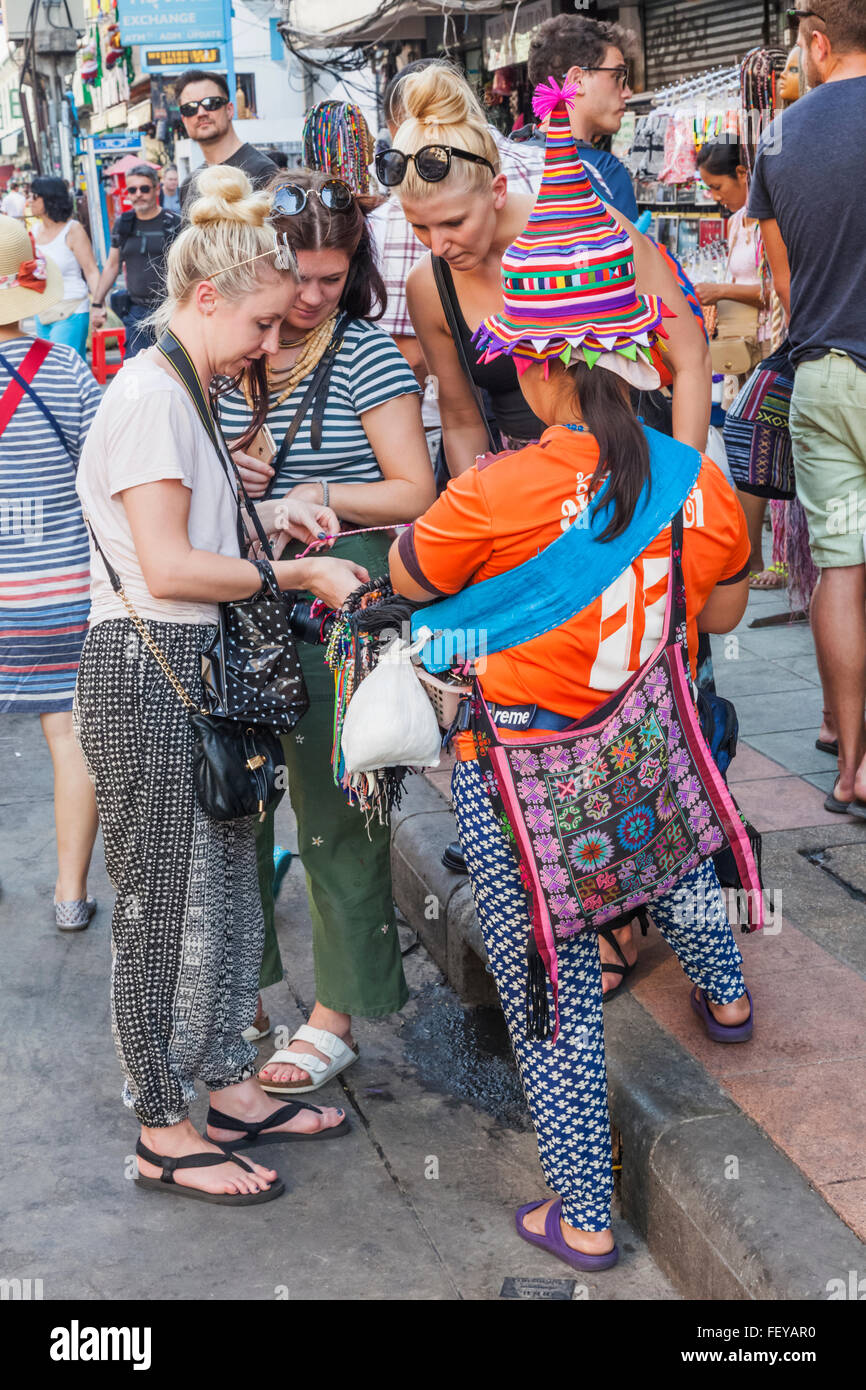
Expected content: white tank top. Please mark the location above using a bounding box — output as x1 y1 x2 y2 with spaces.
40 221 88 304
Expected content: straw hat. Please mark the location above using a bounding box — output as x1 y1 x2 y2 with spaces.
473 77 677 391
0 214 62 324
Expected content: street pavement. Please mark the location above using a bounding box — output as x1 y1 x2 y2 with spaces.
0 709 675 1302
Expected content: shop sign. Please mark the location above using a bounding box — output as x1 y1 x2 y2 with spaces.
92 131 142 152
484 0 553 71
116 1 226 48
141 46 224 73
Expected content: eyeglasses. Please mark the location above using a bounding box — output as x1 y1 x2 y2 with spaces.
580 65 631 89
127 183 154 194
179 95 229 118
269 180 354 216
374 145 495 188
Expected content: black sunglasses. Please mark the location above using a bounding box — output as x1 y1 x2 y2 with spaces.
127 183 154 194
270 180 354 217
179 95 229 117
375 144 495 188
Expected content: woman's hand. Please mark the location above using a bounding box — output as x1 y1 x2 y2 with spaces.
302 557 369 608
273 498 339 549
249 497 339 558
91 304 107 329
231 447 273 498
284 481 324 507
694 282 724 307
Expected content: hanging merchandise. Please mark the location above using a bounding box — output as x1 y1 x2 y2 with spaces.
326 580 437 824
610 110 635 165
660 112 698 184
104 22 122 70
302 101 376 195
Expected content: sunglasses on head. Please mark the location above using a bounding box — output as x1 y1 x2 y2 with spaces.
375 144 495 188
179 95 229 118
269 180 354 217
786 6 825 24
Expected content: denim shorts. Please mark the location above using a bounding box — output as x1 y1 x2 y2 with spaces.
789 351 866 569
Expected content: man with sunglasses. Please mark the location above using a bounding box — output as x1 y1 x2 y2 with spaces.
175 69 277 215
91 164 181 357
748 0 866 816
519 13 639 223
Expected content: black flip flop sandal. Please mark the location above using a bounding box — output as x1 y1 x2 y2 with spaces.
598 924 636 1003
134 1139 284 1205
825 777 853 814
206 1099 350 1150
815 737 839 757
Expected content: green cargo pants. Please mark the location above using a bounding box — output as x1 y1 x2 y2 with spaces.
255 531 408 1017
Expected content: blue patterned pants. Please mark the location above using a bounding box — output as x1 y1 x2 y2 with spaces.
452 757 747 1231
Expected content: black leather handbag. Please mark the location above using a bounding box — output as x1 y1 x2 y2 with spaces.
157 330 309 734
86 521 290 823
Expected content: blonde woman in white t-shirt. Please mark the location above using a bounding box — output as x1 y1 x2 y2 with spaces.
75 165 366 1207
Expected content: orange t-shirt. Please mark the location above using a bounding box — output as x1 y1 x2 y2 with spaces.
399 425 749 721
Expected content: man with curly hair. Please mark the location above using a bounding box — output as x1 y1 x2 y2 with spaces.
522 13 639 221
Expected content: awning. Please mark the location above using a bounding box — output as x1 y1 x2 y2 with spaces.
282 0 503 48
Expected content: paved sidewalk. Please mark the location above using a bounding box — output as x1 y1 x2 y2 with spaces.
0 711 676 1301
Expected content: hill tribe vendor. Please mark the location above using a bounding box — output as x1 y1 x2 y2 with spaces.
389 79 756 1273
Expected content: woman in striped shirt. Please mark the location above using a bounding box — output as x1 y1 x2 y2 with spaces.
218 168 435 1096
0 212 102 930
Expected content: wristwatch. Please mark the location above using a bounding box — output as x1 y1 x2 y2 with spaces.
320 479 330 508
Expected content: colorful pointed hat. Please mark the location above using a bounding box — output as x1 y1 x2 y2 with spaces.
473 77 676 389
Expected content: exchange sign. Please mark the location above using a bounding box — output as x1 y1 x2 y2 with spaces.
116 1 227 48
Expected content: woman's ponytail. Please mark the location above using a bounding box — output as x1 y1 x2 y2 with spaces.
572 364 651 542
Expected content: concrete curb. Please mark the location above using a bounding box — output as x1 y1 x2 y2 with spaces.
391 773 866 1300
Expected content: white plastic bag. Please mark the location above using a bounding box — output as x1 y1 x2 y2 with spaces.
340 635 441 773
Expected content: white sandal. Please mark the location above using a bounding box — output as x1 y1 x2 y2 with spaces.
258 1024 360 1095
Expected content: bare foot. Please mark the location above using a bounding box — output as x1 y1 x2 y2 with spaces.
207 1077 346 1141
599 922 638 997
707 991 751 1027
748 567 786 589
138 1118 278 1196
259 1004 354 1087
521 1198 615 1255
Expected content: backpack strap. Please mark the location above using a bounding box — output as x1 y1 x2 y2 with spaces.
0 341 72 456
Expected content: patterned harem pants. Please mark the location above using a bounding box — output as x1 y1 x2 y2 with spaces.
74 619 263 1128
452 758 747 1231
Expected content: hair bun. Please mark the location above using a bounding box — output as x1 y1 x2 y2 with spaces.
188 164 270 228
400 64 482 129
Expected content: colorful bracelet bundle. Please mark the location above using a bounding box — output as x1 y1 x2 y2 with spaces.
325 578 417 824
302 101 376 194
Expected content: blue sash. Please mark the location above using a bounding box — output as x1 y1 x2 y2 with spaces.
412 424 702 672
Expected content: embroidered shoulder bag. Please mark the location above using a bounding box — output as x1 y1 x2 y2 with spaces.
470 510 763 1041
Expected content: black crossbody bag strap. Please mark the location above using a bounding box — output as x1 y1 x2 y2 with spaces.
268 312 349 487
157 329 274 560
431 256 499 454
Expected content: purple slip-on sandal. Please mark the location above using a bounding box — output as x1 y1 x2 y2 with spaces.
515 1197 619 1272
690 984 753 1043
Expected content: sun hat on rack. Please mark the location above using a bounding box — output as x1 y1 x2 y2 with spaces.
0 214 62 324
473 76 677 391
